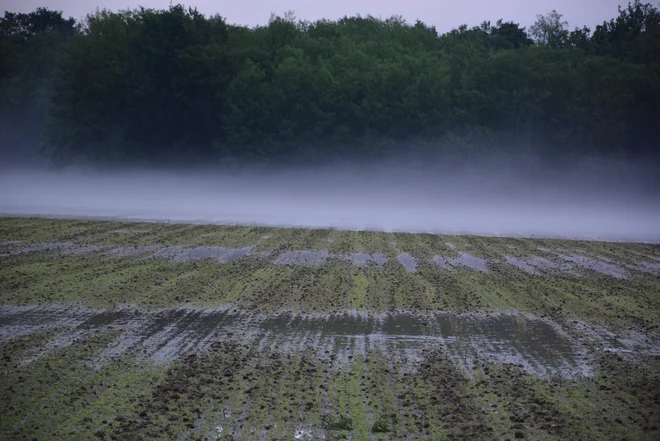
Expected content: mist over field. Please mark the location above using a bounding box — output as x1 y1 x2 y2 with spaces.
1 2 659 242
2 159 659 242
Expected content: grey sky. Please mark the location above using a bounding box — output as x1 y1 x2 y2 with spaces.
3 0 628 32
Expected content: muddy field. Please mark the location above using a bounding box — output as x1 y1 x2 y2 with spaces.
1 217 659 440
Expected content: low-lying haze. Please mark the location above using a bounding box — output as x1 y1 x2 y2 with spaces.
2 160 659 242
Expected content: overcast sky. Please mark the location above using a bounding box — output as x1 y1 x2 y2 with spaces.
3 0 628 32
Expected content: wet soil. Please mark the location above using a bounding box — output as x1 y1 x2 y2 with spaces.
1 309 656 441
1 306 656 378
1 217 659 440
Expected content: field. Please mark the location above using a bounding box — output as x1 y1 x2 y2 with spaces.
0 216 659 440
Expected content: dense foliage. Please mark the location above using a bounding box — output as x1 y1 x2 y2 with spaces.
1 2 659 165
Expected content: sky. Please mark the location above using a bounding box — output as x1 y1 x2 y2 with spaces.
3 0 628 32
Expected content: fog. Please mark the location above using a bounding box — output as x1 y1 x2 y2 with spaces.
1 160 659 243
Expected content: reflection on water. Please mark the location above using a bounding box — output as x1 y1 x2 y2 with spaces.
397 253 417 272
2 305 644 377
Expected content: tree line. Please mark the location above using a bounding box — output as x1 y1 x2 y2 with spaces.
1 1 659 166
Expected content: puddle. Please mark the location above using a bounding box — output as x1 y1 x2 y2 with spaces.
8 242 74 254
65 245 109 255
504 256 540 274
456 252 488 272
372 253 388 266
538 248 629 278
638 261 660 272
0 240 22 246
2 306 652 377
150 246 256 262
261 311 379 335
274 250 329 266
625 260 660 274
294 427 313 440
343 252 369 267
433 256 451 269
397 253 416 272
433 252 488 272
558 253 628 279
5 241 651 279
185 246 254 263
5 241 113 257
526 256 575 273
445 242 457 250
104 245 160 258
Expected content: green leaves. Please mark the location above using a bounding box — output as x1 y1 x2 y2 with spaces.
3 3 659 165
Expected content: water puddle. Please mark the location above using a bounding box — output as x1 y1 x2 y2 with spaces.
103 245 160 258
0 240 22 246
537 248 629 278
397 253 416 272
372 254 388 266
186 246 254 263
624 259 660 274
146 246 256 262
433 252 488 272
344 252 370 267
504 256 540 274
637 261 660 272
8 242 74 254
5 241 653 279
293 427 313 440
66 244 109 255
456 252 488 272
2 306 653 377
527 256 575 273
558 253 628 278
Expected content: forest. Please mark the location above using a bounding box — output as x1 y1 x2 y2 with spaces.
0 1 659 166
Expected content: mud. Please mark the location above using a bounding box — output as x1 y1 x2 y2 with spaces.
1 305 656 378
